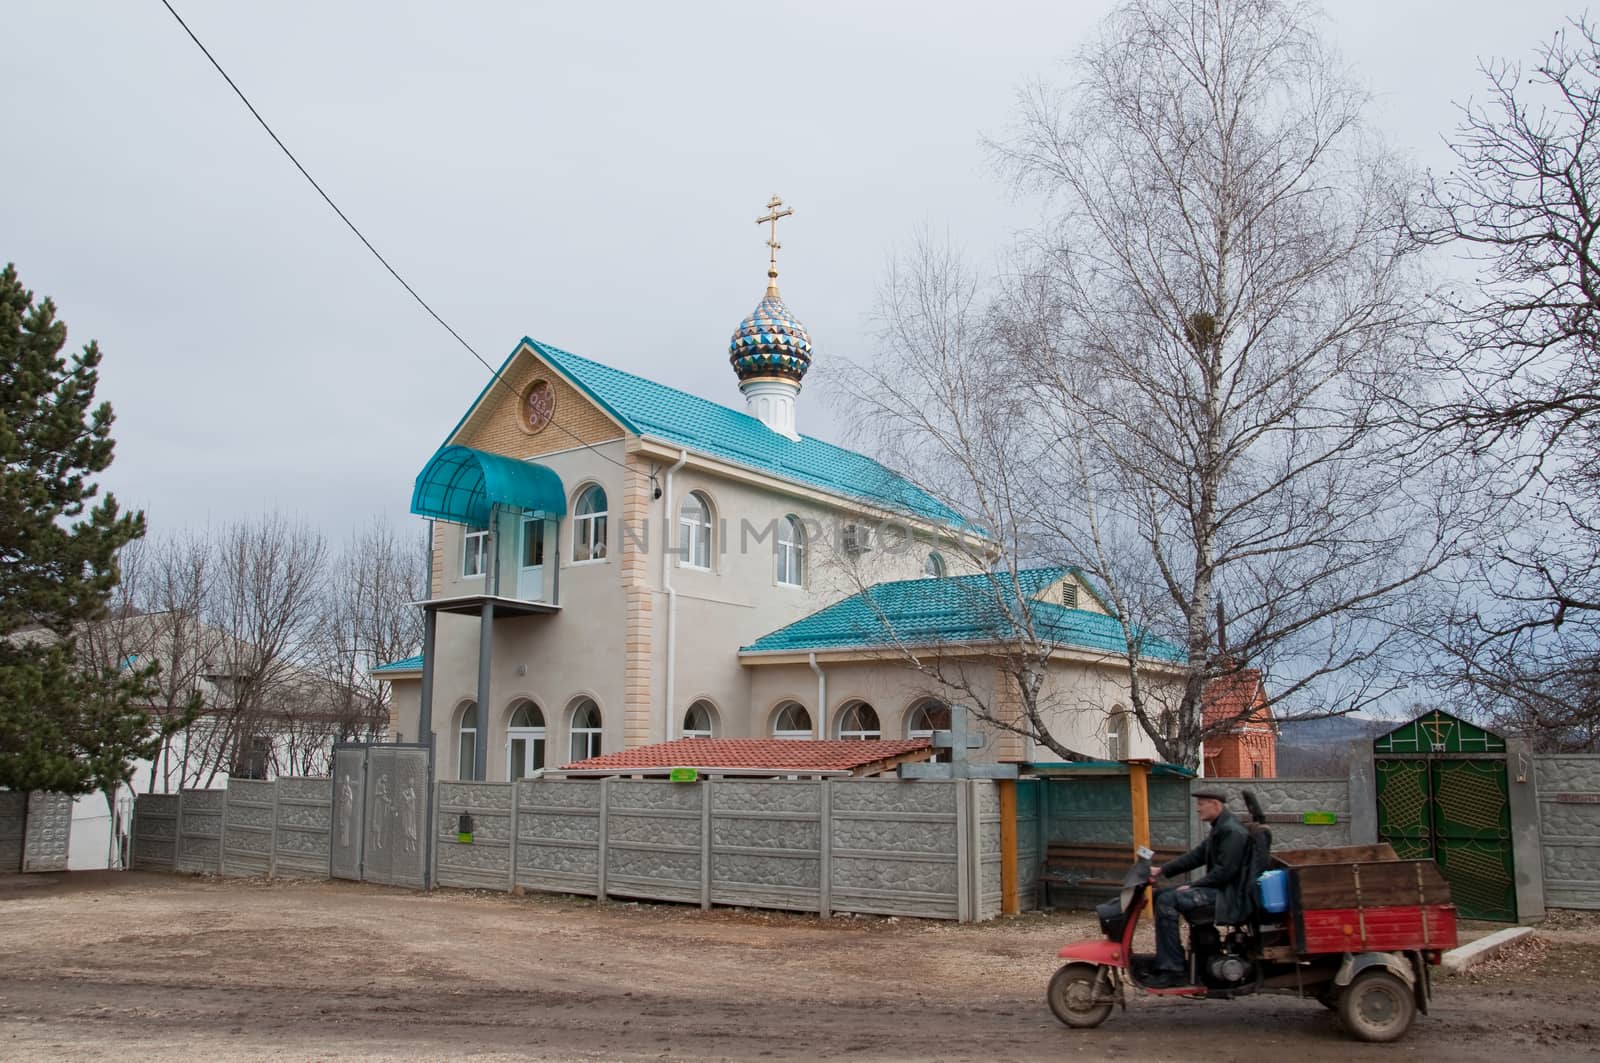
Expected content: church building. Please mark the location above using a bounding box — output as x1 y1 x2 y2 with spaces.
376 199 1183 781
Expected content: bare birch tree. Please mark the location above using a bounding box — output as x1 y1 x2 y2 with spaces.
849 0 1474 767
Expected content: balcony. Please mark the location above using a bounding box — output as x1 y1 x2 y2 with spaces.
411 444 566 617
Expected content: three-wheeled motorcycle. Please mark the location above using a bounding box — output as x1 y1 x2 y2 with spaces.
1047 793 1457 1043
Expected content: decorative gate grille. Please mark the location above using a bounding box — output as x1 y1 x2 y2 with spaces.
330 743 431 889
1375 710 1516 921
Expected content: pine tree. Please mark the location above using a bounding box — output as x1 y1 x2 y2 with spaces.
0 261 154 794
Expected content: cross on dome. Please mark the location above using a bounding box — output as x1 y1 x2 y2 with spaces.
756 194 794 289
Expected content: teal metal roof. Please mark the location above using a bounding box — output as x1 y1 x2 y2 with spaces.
739 568 1186 661
372 654 423 675
411 444 567 526
448 338 977 532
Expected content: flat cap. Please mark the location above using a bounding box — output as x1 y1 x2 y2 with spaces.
1192 787 1229 802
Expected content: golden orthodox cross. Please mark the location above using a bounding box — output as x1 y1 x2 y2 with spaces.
756 194 794 280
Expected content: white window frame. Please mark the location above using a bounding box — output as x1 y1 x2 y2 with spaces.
924 552 945 578
682 699 718 739
569 699 603 762
457 702 479 781
771 702 812 740
506 701 547 780
678 492 712 570
836 701 881 741
462 528 488 579
1107 709 1129 761
776 515 805 587
572 485 609 563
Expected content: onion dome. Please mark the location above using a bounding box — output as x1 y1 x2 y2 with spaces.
728 285 813 384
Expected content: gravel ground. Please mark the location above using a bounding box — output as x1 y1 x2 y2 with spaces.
0 871 1596 1062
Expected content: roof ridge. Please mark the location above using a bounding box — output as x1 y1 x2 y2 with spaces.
532 337 836 450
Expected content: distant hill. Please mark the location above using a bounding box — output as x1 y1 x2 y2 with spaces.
1278 714 1392 746
1274 715 1393 776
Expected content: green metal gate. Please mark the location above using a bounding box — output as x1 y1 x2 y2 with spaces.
1374 710 1516 921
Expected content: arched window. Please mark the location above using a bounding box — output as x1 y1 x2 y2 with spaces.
572 484 608 562
906 699 952 739
836 701 881 741
507 700 546 780
924 551 945 578
456 701 479 780
775 515 805 587
678 491 712 569
569 698 603 762
772 701 812 740
1107 708 1131 761
683 699 717 739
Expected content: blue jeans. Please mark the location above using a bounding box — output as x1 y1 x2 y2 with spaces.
1154 885 1219 973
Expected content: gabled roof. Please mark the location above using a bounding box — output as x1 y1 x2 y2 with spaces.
559 737 933 775
739 568 1186 661
1201 669 1272 729
448 338 976 532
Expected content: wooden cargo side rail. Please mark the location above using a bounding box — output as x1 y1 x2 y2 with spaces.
1276 845 1457 957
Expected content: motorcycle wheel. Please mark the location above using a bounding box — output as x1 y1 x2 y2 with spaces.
1338 970 1416 1043
1047 963 1114 1029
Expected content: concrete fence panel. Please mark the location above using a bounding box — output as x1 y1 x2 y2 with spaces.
708 780 823 913
0 791 26 872
605 781 706 906
514 778 602 896
22 792 73 873
976 781 1003 921
1535 755 1600 911
273 777 331 878
435 782 514 890
830 779 962 920
130 793 179 870
175 788 225 873
222 779 277 877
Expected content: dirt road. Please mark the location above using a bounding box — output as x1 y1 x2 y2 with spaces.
0 872 1594 1061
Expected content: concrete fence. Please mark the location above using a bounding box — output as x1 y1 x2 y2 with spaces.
124 755 1600 920
1534 754 1600 911
131 774 1001 921
448 777 1000 921
0 790 73 873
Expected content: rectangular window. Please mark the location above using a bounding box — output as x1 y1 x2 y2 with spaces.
1061 582 1080 608
575 513 607 562
679 519 710 568
458 731 477 780
777 542 801 586
462 528 488 578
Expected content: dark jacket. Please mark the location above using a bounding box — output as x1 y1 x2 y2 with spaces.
1160 808 1251 924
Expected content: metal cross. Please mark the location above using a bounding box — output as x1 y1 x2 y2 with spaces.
755 194 794 280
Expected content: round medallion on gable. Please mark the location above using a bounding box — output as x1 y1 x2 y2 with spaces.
521 379 556 433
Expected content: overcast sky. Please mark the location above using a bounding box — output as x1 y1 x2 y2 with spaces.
1 1 1582 543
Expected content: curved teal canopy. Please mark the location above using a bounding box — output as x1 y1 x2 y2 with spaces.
411 445 567 526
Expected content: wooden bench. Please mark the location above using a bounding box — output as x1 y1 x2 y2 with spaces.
1038 842 1185 906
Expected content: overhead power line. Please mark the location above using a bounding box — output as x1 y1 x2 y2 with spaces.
156 0 632 474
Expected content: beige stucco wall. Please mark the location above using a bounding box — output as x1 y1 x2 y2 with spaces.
742 652 1172 761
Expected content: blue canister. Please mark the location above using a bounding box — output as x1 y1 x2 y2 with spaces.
1257 868 1290 913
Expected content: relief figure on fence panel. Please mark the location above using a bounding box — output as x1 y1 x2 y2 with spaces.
402 780 419 853
373 774 392 851
337 771 356 848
